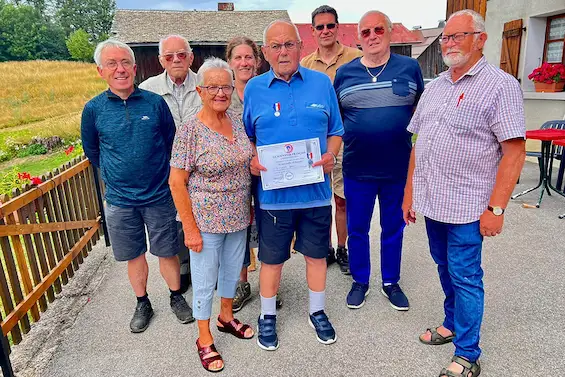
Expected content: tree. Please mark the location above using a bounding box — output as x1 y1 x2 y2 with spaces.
0 2 68 61
66 28 94 62
55 0 115 42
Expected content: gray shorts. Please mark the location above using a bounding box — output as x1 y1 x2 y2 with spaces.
105 196 179 262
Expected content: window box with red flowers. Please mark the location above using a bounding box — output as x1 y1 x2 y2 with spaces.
528 63 565 93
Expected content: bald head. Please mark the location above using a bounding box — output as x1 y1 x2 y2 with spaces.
358 10 392 34
261 20 303 82
263 20 301 45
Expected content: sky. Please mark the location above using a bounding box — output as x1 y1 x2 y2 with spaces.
115 0 447 29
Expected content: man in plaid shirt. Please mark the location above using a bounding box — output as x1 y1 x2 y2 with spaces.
403 9 526 377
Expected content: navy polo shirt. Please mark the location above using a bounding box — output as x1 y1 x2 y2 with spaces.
243 66 344 210
334 54 424 181
81 87 176 207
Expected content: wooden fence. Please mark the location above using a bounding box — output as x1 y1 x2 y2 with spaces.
0 156 105 356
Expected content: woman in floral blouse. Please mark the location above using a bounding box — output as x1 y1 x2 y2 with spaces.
169 57 253 373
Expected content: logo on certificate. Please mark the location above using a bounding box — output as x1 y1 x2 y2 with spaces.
284 144 294 153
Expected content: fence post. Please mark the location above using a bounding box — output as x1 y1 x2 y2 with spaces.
92 167 111 247
0 321 14 377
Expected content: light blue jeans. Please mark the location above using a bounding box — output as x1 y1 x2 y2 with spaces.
190 230 246 320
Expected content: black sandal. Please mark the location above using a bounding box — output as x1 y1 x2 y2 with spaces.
439 356 481 377
419 327 455 345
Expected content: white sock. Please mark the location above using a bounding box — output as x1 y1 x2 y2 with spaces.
260 294 277 319
309 289 326 315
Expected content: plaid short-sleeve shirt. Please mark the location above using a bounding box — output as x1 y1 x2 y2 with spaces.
407 57 526 224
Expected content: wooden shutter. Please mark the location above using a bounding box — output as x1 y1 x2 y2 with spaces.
446 0 487 20
499 19 523 78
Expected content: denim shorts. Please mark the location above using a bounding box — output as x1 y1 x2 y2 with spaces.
105 196 179 262
258 206 331 265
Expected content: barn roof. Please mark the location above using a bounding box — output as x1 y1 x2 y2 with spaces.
111 9 291 45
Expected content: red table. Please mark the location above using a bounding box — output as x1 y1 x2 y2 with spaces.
511 129 565 207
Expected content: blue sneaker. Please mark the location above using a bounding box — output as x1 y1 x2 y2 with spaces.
257 315 279 351
381 284 409 311
308 310 336 344
346 282 370 309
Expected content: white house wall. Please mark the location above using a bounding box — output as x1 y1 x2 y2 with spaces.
483 0 565 142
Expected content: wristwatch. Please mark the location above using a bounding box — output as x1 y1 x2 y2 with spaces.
487 205 505 216
329 151 337 164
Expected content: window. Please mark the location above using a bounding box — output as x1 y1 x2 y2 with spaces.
544 14 565 64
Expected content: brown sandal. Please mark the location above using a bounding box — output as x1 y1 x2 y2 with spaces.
196 339 224 373
439 356 481 377
217 316 254 339
419 327 456 345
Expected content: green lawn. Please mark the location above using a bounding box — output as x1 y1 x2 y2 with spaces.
0 146 83 196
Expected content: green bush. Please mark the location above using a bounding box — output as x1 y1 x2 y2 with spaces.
16 143 47 158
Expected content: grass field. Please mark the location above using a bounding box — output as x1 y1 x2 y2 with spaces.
0 60 105 195
0 61 106 129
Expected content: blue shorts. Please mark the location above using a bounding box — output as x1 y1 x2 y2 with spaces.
258 206 331 265
105 196 179 262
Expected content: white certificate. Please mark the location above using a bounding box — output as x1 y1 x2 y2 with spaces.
257 138 325 191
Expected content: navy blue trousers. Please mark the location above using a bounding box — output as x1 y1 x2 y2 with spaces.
344 176 406 285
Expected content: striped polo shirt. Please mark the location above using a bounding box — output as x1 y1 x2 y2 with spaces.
334 54 425 181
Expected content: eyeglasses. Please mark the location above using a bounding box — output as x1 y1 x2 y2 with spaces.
266 41 299 52
439 32 482 44
162 51 189 62
360 26 386 38
314 23 336 31
104 59 134 70
199 85 234 95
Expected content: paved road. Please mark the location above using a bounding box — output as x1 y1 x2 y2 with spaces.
35 161 565 377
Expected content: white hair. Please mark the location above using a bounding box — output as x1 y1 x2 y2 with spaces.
448 9 486 32
262 20 302 45
196 57 234 86
358 11 393 35
94 39 135 67
158 34 193 55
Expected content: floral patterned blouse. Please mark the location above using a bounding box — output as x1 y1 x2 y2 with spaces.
170 113 252 233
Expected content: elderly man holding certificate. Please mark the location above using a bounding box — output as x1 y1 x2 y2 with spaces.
243 20 344 351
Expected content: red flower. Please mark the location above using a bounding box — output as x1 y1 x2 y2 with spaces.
30 177 42 185
528 63 565 83
18 172 31 180
65 145 75 155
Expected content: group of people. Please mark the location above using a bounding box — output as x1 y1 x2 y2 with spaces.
81 5 526 377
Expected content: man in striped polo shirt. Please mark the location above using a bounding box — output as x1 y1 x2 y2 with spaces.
334 10 424 312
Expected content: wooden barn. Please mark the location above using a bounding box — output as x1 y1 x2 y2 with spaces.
110 5 290 83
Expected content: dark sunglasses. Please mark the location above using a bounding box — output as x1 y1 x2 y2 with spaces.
314 23 337 31
162 51 188 62
360 26 386 38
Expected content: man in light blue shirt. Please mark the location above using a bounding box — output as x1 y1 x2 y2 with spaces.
243 20 344 351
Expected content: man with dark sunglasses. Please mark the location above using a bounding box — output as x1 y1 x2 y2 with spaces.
140 34 202 295
301 5 362 274
334 10 424 312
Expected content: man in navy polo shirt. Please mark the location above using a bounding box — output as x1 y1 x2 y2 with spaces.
243 20 344 351
334 10 424 312
81 40 194 333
